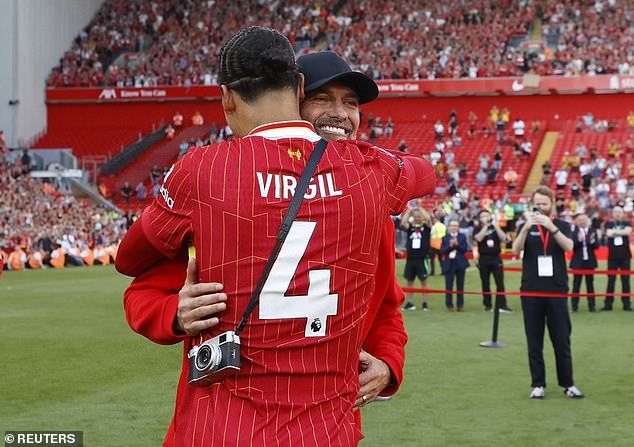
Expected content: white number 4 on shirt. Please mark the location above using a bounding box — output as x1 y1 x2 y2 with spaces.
259 221 338 337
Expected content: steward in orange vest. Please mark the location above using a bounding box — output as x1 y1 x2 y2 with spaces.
81 246 95 266
8 247 27 270
28 251 45 269
49 247 66 269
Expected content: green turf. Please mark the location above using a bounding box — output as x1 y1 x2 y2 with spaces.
1 263 632 446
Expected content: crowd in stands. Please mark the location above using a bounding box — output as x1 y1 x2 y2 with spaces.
0 154 129 271
46 0 634 88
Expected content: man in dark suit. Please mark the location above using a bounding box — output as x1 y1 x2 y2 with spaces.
439 219 469 311
570 213 599 312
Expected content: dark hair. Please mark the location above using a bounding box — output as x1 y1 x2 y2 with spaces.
218 26 299 102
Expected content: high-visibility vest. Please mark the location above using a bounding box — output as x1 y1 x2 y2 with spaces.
28 251 44 269
95 247 110 265
81 248 95 266
173 114 183 126
50 248 66 269
430 222 446 250
9 250 26 270
106 243 118 262
1 249 8 268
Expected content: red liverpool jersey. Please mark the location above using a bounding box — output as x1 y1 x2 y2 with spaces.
139 121 434 446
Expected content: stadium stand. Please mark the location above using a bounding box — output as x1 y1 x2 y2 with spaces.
44 0 634 88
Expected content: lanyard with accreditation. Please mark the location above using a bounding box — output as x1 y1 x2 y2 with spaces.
537 224 554 277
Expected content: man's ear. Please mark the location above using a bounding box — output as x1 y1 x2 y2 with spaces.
297 73 305 103
221 85 236 114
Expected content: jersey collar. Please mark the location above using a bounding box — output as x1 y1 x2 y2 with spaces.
248 121 321 142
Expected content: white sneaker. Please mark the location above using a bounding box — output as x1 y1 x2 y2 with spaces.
530 386 545 399
563 386 585 399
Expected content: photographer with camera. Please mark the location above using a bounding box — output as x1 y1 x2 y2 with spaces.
473 209 512 313
512 186 584 400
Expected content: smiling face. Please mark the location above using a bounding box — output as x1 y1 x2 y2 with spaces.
300 83 360 141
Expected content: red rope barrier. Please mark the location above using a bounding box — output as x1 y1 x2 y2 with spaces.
503 267 634 275
402 288 633 298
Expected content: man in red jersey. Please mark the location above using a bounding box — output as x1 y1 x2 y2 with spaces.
117 27 434 447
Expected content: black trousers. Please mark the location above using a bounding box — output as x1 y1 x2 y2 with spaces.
605 257 632 309
478 255 507 308
571 273 595 310
521 296 574 388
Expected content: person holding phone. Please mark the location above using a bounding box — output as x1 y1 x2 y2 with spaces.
512 186 584 400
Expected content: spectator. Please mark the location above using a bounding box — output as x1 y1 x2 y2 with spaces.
468 111 478 138
172 112 183 128
493 147 503 170
628 111 634 132
532 119 541 133
487 166 498 184
495 117 505 143
554 169 568 190
445 149 455 166
513 118 525 139
397 140 408 152
120 181 132 203
458 161 468 178
504 167 518 187
150 165 161 185
192 111 204 126
434 120 444 140
135 182 147 203
178 140 189 158
476 168 487 186
521 140 533 157
448 111 458 136
165 124 176 140
384 117 394 138
479 153 489 170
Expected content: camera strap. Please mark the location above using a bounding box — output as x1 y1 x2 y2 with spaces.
235 138 329 336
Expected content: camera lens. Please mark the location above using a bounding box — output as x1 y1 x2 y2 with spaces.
196 345 213 370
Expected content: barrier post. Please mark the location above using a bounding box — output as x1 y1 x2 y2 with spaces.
480 295 506 348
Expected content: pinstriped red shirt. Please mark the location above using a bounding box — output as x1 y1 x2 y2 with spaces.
141 121 435 446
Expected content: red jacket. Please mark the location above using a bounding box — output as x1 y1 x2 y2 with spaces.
122 219 406 446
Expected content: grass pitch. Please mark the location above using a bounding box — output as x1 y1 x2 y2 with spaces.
1 263 632 447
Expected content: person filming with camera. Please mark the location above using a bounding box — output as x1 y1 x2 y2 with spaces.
512 186 584 400
473 209 512 313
